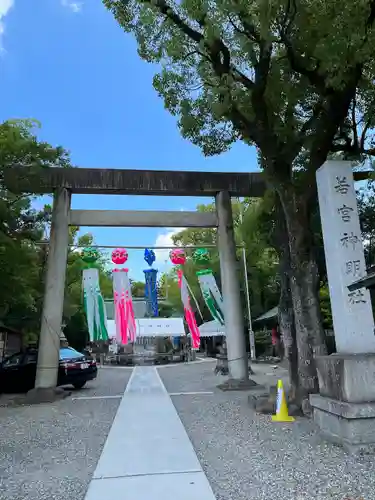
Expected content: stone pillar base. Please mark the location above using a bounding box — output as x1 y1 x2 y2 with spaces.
16 387 71 406
311 353 375 453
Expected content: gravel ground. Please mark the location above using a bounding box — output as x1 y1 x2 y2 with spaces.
0 368 132 500
158 358 288 393
158 359 227 393
71 365 132 397
159 363 375 500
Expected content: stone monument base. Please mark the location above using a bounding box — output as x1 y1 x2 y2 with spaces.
310 394 375 453
310 353 375 453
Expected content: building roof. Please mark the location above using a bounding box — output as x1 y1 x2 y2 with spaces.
253 306 279 323
347 270 375 291
0 321 22 335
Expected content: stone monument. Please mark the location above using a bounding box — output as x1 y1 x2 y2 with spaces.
311 160 375 452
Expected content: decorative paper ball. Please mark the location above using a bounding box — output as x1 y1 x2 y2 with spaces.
169 248 186 265
111 248 128 265
144 248 156 267
81 247 99 263
193 248 210 265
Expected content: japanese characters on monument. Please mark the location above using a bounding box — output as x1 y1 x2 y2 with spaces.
316 161 375 353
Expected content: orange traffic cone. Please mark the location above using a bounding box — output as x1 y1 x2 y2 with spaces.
272 379 295 422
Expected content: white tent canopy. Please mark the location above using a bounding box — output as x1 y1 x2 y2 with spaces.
107 318 185 338
198 320 226 337
107 318 226 339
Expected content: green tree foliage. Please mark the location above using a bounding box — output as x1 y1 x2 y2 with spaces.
358 180 375 266
239 198 279 319
158 272 184 317
0 119 71 332
131 280 146 297
319 286 332 330
104 0 375 163
158 199 279 326
104 0 375 405
0 119 112 351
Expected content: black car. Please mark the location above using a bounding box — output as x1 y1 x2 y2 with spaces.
0 347 97 393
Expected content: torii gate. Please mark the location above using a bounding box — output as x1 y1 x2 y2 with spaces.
5 167 265 399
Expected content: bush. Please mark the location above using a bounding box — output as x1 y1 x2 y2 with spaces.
325 334 336 355
254 330 272 357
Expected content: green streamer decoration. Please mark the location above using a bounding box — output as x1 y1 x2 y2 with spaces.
81 247 109 342
193 249 224 325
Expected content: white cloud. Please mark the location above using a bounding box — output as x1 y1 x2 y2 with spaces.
154 228 185 269
0 0 81 53
61 0 82 13
0 0 14 53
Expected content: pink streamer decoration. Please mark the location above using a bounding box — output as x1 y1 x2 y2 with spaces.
113 268 136 344
177 269 200 349
113 290 124 344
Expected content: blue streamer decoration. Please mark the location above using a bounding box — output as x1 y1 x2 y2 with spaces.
144 268 159 317
144 248 156 267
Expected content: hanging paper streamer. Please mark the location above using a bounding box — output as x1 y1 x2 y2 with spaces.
170 249 200 349
143 248 158 317
193 248 224 325
112 248 137 345
81 247 109 342
196 270 224 324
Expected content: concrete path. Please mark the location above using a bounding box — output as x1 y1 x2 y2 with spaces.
84 366 216 500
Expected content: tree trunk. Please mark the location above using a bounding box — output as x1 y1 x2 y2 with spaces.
278 270 298 401
274 203 299 403
278 185 327 414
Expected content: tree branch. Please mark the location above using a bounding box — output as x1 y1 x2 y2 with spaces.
298 99 324 143
232 0 261 43
363 147 375 156
351 96 359 147
280 36 326 92
328 93 375 158
360 118 371 151
149 0 203 44
147 0 255 91
367 0 375 28
306 65 362 177
277 0 329 93
254 40 272 94
138 0 282 167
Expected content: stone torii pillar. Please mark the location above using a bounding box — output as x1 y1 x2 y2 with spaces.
28 188 71 402
216 191 248 381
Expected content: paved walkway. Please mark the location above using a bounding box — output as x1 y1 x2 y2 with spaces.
84 366 216 500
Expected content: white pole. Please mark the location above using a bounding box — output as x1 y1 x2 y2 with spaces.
164 258 169 301
238 199 256 360
241 246 256 359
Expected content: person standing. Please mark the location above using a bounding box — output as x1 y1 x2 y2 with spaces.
271 325 280 358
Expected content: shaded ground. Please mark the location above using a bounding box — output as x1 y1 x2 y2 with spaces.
0 368 131 500
159 361 375 500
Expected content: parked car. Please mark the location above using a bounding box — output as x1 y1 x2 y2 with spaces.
0 346 97 393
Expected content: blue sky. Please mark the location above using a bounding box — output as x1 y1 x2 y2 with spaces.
0 0 259 279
